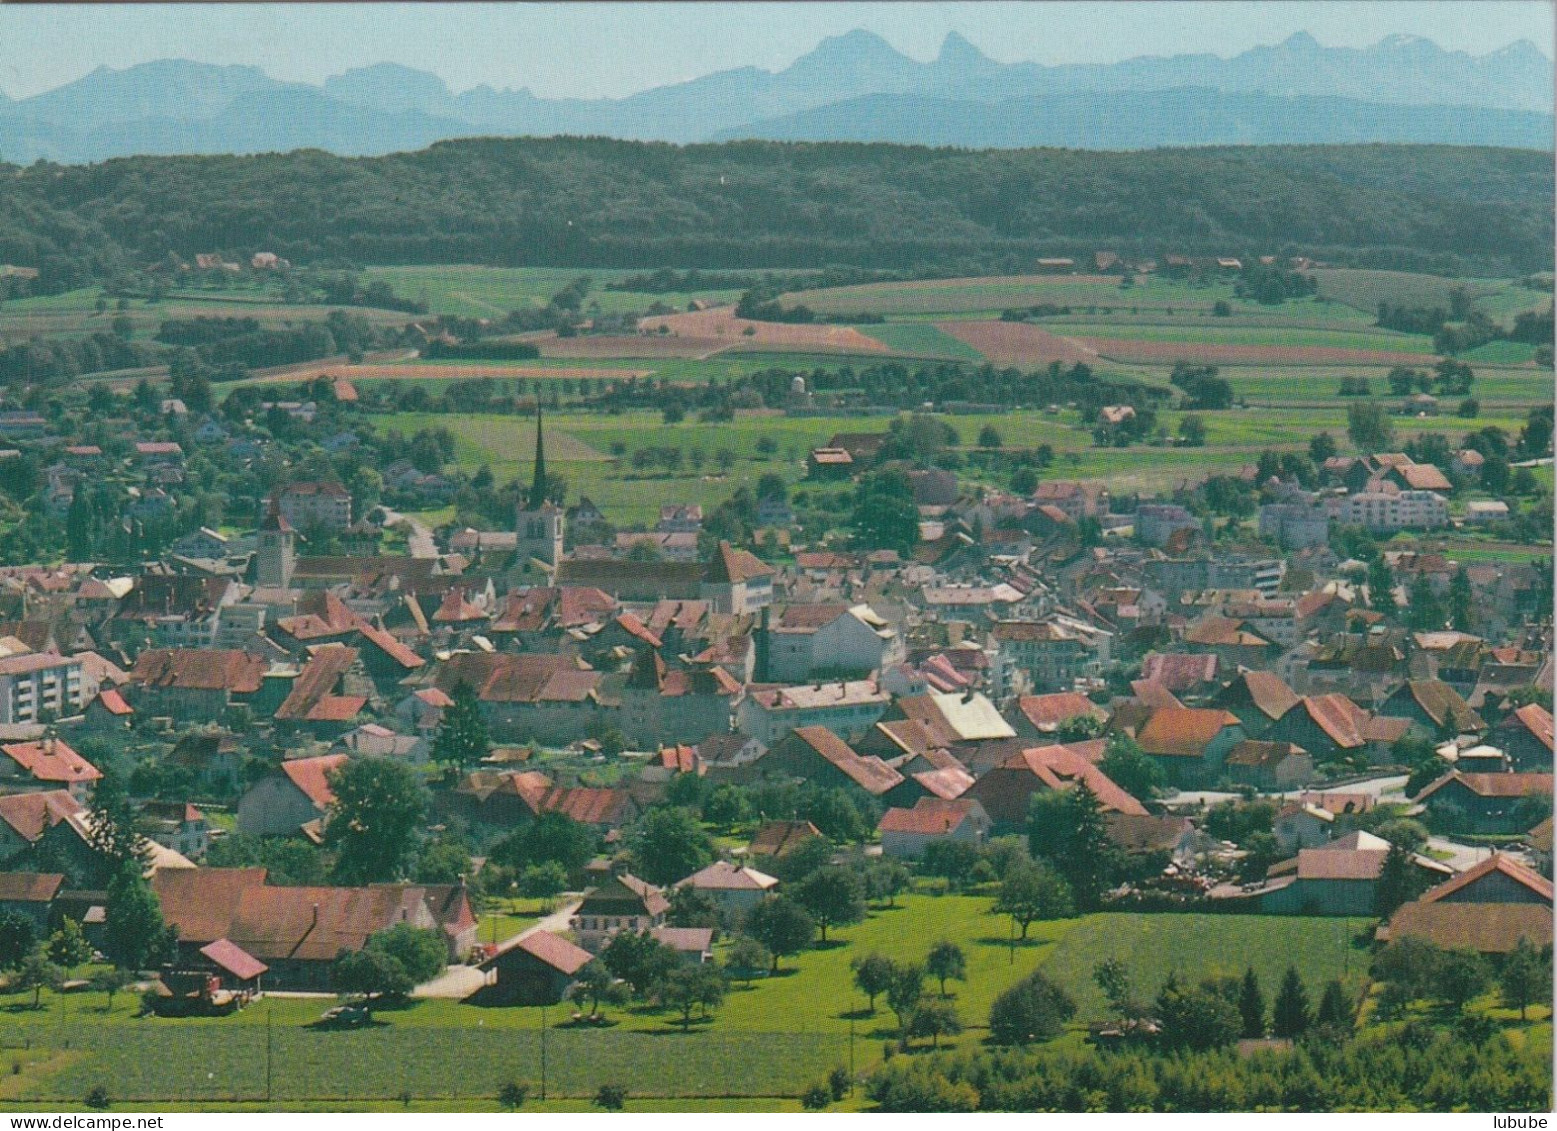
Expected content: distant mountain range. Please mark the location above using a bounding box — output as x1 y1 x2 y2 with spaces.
1 30 1551 163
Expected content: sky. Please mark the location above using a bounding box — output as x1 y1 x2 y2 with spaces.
1 1 1552 100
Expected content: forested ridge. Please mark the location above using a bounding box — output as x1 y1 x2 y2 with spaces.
0 138 1550 291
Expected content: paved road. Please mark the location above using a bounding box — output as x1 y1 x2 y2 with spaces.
378 507 438 559
515 899 582 942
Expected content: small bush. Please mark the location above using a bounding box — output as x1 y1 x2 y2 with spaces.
801 1083 832 1110
85 1085 110 1110
594 1083 627 1111
827 1065 851 1102
498 1081 529 1110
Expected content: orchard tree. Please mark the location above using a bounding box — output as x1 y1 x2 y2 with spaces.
852 952 895 1012
795 867 866 942
628 806 713 887
746 896 814 971
926 941 967 998
325 758 428 884
1499 937 1551 1021
995 860 1073 939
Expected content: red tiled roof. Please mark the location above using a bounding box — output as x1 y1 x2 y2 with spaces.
1416 771 1555 802
1 738 101 785
1295 847 1388 881
275 645 360 722
1225 739 1307 769
705 541 773 585
1135 708 1240 759
1291 694 1371 749
967 743 1145 825
537 787 634 827
493 929 593 975
1233 670 1300 721
1507 704 1556 753
786 726 904 796
748 820 822 857
1140 652 1219 692
679 861 778 892
199 938 269 980
1130 680 1184 710
1418 853 1554 904
275 592 362 641
1016 692 1107 732
0 872 64 902
356 622 424 670
432 588 489 624
878 797 983 836
152 868 269 944
0 791 80 843
1383 901 1552 954
130 649 266 694
94 688 133 716
911 765 975 800
658 745 699 774
279 754 349 809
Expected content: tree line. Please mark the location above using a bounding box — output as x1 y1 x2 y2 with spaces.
1 139 1550 294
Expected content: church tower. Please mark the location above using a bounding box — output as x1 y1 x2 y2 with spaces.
515 407 564 569
256 495 296 588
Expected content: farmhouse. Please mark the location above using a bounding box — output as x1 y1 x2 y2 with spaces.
571 873 669 952
478 930 594 1005
877 797 992 859
236 753 346 838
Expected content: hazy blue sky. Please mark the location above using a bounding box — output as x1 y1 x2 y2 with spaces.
1 2 1551 100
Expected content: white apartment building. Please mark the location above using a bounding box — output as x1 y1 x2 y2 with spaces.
0 653 84 723
1329 490 1448 532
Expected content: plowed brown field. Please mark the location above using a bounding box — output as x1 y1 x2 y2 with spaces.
934 320 1100 366
637 306 891 353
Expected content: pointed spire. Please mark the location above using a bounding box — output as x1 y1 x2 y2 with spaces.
528 405 548 510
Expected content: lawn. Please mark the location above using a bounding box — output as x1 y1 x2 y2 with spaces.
1038 913 1374 1023
0 901 1454 1109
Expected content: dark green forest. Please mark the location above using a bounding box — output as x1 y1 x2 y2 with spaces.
0 139 1550 291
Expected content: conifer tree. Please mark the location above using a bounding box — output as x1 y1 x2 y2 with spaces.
1272 966 1311 1038
432 679 490 768
1237 967 1265 1038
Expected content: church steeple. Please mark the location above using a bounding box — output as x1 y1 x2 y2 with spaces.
528 406 548 511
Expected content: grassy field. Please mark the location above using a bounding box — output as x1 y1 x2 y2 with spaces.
1039 914 1373 1023
860 321 987 360
377 387 1542 525
1311 269 1499 313
0 898 1378 1108
0 286 409 345
359 266 745 320
1051 322 1434 352
783 273 1248 316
